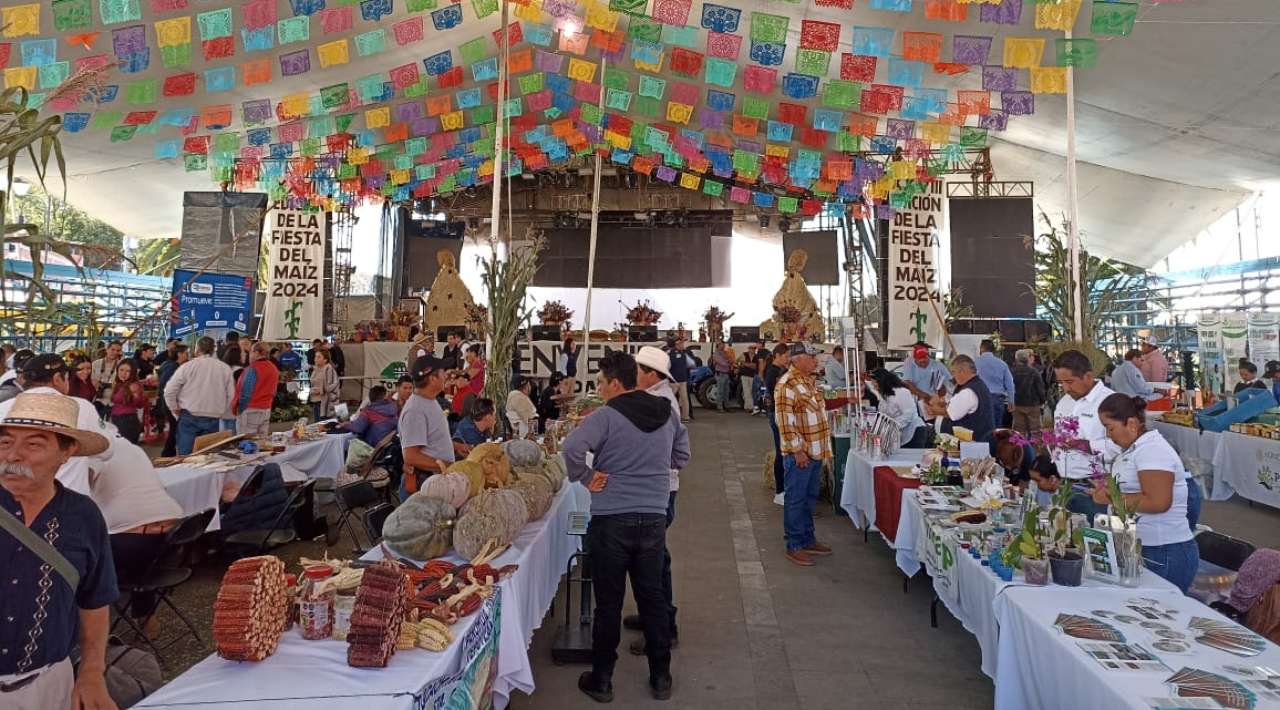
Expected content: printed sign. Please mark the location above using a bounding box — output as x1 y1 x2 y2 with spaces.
1222 312 1249 393
887 180 947 350
169 269 253 338
1197 313 1225 395
261 207 327 341
1246 312 1279 366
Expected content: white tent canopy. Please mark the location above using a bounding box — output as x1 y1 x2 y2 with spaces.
26 0 1279 268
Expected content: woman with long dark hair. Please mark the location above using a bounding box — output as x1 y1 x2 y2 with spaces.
867 368 929 448
110 359 147 443
1091 393 1200 593
67 355 97 401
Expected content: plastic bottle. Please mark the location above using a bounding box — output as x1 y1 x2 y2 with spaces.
298 565 335 640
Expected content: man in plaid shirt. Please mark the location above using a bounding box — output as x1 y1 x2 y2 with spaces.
774 343 834 566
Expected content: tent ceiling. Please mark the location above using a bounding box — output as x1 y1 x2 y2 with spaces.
26 0 1279 269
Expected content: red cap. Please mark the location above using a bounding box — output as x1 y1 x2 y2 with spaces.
912 345 929 359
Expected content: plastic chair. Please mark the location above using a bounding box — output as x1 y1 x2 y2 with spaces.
111 509 215 664
333 480 383 554
224 479 316 556
1196 530 1256 572
363 503 395 544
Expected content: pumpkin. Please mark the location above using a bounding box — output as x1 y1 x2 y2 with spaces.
382 494 457 561
447 460 486 498
538 454 567 492
466 443 511 489
490 488 529 541
503 440 543 469
509 477 554 521
421 471 471 509
453 508 509 560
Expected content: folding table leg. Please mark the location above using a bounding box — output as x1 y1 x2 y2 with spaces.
930 594 939 629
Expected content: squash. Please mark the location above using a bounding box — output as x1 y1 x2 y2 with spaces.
447 460 486 498
452 508 508 561
466 443 511 489
503 440 543 469
490 488 529 542
537 454 567 492
382 494 457 561
421 471 471 509
509 477 554 521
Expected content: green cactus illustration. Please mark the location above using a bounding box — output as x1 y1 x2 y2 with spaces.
284 299 303 340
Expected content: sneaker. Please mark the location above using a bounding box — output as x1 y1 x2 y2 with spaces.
785 549 815 566
804 542 833 556
773 492 785 506
649 673 673 701
578 671 614 703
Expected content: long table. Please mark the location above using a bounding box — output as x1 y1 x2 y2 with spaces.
158 433 353 531
1210 430 1280 510
1151 420 1223 464
894 487 1177 679
838 446 924 532
993 585 1280 709
139 482 591 710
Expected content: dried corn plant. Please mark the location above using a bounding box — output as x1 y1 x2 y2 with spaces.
479 230 545 418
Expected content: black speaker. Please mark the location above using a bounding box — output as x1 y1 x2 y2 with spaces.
949 319 974 335
729 326 760 344
531 325 563 341
628 326 658 342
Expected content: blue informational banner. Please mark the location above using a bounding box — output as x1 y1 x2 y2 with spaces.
170 269 254 338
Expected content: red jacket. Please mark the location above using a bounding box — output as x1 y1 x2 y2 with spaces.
235 359 279 413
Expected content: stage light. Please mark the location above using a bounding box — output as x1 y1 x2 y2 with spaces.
758 214 771 229
778 217 792 233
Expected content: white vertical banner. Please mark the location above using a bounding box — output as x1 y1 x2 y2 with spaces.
887 180 947 350
1247 312 1280 365
1221 312 1249 393
1198 313 1225 395
261 208 327 341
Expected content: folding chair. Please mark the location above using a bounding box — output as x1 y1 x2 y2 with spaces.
363 503 395 545
224 479 317 556
1195 530 1256 571
112 509 215 664
333 480 383 554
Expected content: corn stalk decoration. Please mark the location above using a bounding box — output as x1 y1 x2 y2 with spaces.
1026 211 1151 345
480 230 544 419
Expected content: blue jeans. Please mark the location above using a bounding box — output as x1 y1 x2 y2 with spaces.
176 412 220 455
992 394 1008 430
1143 538 1200 594
1185 476 1202 532
782 455 822 552
714 372 730 411
767 413 784 494
751 375 764 409
220 418 237 433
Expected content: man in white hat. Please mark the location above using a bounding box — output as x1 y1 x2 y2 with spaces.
1137 335 1169 384
0 354 116 496
628 345 685 654
0 393 118 710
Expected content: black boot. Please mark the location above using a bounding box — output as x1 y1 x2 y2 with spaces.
649 673 673 700
578 671 614 703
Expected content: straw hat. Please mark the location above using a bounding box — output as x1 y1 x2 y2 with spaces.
0 392 110 456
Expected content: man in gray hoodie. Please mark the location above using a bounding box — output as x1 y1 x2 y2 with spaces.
564 349 690 703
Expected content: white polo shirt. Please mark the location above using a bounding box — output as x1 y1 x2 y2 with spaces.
1111 431 1191 547
1052 381 1114 479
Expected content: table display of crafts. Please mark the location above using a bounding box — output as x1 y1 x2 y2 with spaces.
209 440 566 668
1053 597 1277 709
850 409 901 457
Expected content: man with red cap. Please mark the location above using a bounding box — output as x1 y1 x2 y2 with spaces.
901 342 951 404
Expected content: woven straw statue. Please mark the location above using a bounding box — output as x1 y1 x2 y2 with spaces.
424 249 476 336
758 249 825 342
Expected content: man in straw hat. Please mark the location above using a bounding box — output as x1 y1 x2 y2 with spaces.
0 393 118 709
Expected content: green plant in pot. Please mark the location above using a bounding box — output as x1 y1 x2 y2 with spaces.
1004 505 1050 585
1099 473 1145 586
1046 479 1086 586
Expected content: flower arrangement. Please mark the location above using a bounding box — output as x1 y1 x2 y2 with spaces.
537 300 573 326
702 305 734 325
1009 417 1100 557
464 303 490 340
625 300 663 326
774 304 803 324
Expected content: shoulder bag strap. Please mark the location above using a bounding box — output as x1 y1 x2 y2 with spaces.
0 505 80 591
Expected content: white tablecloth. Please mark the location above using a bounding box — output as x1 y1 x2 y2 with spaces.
158 434 353 531
140 482 590 710
993 585 1280 710
1152 421 1223 463
1210 431 1280 509
838 447 923 530
894 489 1177 679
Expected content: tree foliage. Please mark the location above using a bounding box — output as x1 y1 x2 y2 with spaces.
8 186 124 268
131 238 180 277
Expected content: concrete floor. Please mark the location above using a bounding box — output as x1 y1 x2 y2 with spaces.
147 410 1280 706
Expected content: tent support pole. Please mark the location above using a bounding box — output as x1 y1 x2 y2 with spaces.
1065 28 1084 343
581 55 608 357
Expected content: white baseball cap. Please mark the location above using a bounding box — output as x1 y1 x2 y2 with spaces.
635 346 672 380
1144 335 1159 347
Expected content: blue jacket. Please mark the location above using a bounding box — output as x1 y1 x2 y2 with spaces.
220 463 288 535
277 350 303 371
346 398 399 447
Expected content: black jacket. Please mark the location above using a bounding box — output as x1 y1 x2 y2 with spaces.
1012 363 1046 407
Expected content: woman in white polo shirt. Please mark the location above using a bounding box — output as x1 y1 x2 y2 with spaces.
1090 393 1200 593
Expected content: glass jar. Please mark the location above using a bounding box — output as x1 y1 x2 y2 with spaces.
332 589 357 641
298 566 335 640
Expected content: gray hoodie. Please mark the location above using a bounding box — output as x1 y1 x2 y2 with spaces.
563 390 690 515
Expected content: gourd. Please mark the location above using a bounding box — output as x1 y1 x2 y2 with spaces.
421 471 471 509
490 488 530 542
503 440 543 469
453 508 507 560
382 494 457 560
446 460 486 498
509 477 554 521
466 443 511 489
537 453 567 492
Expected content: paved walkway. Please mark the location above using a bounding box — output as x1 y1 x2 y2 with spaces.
518 412 993 709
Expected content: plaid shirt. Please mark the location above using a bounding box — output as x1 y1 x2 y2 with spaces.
774 367 832 461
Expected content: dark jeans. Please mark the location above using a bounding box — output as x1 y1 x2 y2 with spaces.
111 533 168 618
112 413 142 444
902 426 931 448
1185 476 1202 532
655 491 678 636
176 412 220 455
161 411 178 458
992 395 1008 430
587 512 670 679
1143 538 1200 594
767 412 784 494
